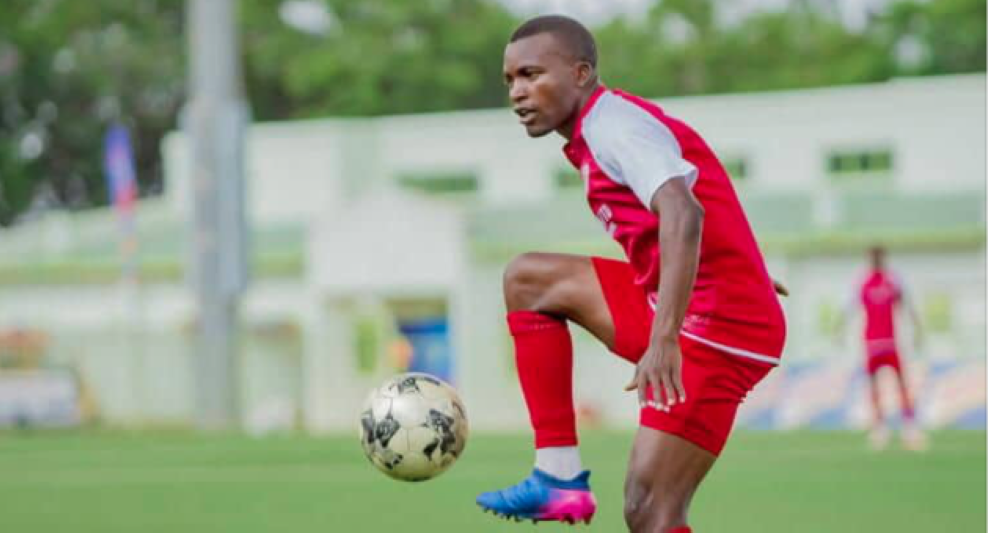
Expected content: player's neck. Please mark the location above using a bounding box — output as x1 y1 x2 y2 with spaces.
557 84 601 141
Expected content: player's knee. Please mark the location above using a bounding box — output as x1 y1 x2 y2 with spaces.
623 482 650 531
624 477 688 532
503 252 559 311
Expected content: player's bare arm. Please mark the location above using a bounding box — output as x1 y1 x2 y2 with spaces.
625 178 703 409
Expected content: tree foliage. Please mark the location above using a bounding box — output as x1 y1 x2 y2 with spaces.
243 0 517 119
0 0 185 225
0 0 986 225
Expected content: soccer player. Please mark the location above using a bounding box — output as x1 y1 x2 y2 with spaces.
837 245 926 451
475 16 787 532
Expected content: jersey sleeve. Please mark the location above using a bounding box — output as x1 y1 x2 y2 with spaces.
584 100 698 209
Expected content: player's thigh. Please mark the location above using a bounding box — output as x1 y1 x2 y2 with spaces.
867 364 882 389
625 428 716 510
870 359 901 386
590 257 653 362
509 252 617 348
888 357 911 390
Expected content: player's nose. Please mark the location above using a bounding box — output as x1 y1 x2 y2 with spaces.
508 80 529 103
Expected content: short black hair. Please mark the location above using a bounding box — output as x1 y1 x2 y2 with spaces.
510 15 598 69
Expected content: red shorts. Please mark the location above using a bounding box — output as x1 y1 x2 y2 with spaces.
866 351 902 376
592 257 775 456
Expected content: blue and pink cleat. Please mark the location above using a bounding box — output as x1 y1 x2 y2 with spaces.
476 468 597 525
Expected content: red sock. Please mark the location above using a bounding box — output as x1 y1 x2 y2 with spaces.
899 378 916 421
507 311 577 448
901 402 915 421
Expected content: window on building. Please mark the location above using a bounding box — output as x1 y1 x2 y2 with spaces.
397 171 478 195
554 165 582 189
826 148 894 178
721 156 749 181
923 292 953 334
817 299 840 338
353 315 379 375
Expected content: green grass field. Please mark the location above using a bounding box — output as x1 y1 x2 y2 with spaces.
0 430 984 533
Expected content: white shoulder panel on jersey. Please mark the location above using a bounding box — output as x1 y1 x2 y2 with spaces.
581 91 698 209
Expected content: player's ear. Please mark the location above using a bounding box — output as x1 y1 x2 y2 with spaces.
575 61 595 88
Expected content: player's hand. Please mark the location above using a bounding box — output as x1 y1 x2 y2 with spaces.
773 279 789 297
624 335 685 411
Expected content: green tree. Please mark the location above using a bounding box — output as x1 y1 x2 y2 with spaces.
242 0 516 119
0 0 185 225
874 0 986 75
597 0 894 97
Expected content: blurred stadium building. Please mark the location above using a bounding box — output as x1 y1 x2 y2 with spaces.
0 73 984 433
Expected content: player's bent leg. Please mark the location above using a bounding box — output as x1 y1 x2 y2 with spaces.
867 361 890 451
501 253 616 450
892 360 916 421
623 428 715 533
477 253 614 525
892 361 927 451
502 252 616 345
502 252 615 445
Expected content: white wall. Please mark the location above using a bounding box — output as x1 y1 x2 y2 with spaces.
0 281 310 426
679 75 986 192
164 120 345 226
307 192 466 295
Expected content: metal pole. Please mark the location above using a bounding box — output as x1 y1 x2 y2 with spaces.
185 0 249 429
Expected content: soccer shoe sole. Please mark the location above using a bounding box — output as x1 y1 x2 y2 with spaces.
478 503 595 525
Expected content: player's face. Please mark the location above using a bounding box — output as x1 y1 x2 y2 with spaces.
503 33 586 138
870 248 885 269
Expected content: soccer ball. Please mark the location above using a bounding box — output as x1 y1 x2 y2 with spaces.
359 372 469 482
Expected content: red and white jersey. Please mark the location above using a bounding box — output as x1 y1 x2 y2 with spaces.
852 269 905 352
562 86 785 365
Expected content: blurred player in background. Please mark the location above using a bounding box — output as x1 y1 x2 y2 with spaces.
838 245 926 451
476 15 787 532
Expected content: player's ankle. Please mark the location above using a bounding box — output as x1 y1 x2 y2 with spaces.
535 446 584 481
